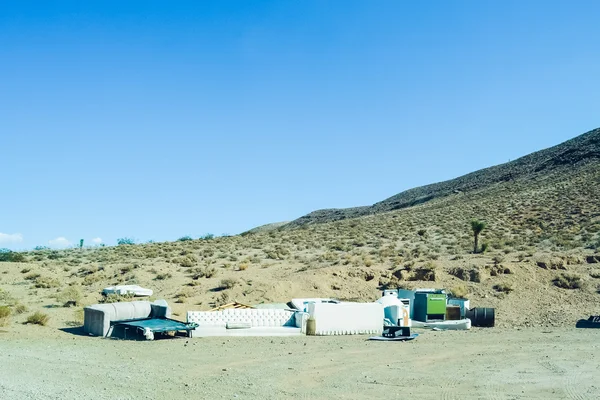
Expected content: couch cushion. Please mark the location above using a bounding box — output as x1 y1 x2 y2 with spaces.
187 309 295 328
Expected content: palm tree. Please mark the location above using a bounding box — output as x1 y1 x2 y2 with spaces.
471 219 487 253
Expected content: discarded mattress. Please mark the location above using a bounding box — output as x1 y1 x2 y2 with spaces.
576 315 600 328
368 334 419 342
411 318 471 330
290 298 340 312
102 285 153 297
307 302 383 336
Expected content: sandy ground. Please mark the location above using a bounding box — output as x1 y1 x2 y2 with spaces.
1 327 599 400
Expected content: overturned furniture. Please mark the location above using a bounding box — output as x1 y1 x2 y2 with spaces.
306 302 384 336
187 308 309 337
84 300 196 339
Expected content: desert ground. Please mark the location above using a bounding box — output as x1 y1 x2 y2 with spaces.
1 326 598 400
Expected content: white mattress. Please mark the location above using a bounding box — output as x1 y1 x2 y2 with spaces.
102 285 153 297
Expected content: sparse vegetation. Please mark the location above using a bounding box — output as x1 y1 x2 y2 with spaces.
0 305 11 326
553 273 582 289
219 278 238 290
493 283 513 294
57 286 82 307
25 311 50 326
471 220 487 254
117 237 135 245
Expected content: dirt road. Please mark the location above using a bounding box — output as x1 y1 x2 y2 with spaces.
1 327 599 399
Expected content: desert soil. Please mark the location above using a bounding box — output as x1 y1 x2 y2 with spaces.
1 327 598 400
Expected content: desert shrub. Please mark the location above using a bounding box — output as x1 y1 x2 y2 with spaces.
82 274 102 286
204 266 217 278
179 256 197 268
34 276 61 289
20 267 32 274
24 272 41 281
25 311 49 326
0 248 26 262
493 283 513 294
154 272 172 280
553 273 582 289
480 243 489 253
99 293 134 303
201 233 215 240
177 236 193 242
0 306 11 326
238 263 248 271
57 286 82 307
117 237 135 245
450 285 468 299
219 278 238 290
14 303 28 314
0 288 14 304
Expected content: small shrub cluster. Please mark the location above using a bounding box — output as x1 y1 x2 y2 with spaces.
25 311 50 326
553 273 582 289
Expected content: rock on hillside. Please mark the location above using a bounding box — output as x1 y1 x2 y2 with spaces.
287 127 600 227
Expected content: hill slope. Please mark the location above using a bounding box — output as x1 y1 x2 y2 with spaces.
1 126 600 332
287 127 600 227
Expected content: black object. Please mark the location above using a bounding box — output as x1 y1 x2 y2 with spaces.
466 307 495 327
383 326 411 338
576 315 600 328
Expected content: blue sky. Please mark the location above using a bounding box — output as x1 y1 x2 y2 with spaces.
1 1 599 250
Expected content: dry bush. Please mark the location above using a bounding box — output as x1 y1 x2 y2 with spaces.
219 278 238 290
553 273 582 289
204 266 217 278
0 306 11 326
25 311 49 326
448 267 469 281
24 272 41 281
82 274 103 286
179 255 197 268
34 276 61 289
449 284 469 299
20 267 32 274
57 286 82 307
238 263 248 271
154 272 172 281
493 283 513 294
99 293 135 303
14 303 28 314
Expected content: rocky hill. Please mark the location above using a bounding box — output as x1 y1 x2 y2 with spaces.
287 127 600 227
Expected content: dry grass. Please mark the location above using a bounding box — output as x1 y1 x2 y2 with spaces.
0 305 11 326
553 274 583 289
25 311 50 326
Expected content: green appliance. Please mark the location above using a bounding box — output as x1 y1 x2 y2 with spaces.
413 292 447 322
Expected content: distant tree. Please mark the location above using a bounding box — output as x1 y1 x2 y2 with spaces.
471 219 487 254
79 239 84 249
117 237 135 246
177 236 193 242
201 233 215 240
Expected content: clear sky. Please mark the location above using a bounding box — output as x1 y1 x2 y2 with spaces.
1 1 599 250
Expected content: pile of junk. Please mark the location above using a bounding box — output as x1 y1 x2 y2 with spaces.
375 288 495 340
